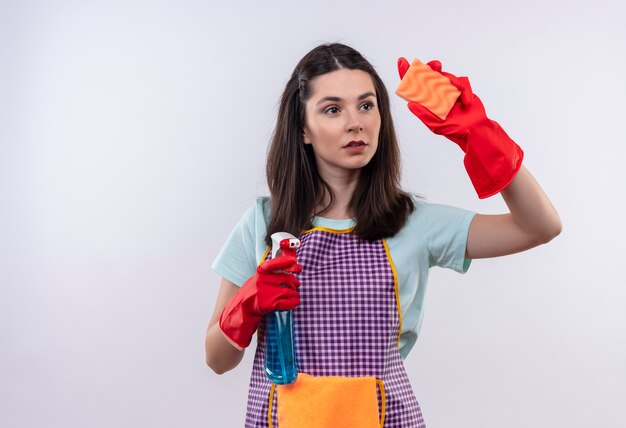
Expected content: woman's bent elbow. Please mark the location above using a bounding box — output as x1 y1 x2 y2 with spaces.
539 219 563 244
206 357 229 375
204 322 245 374
205 339 245 375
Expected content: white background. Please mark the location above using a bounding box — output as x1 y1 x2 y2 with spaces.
1 0 625 427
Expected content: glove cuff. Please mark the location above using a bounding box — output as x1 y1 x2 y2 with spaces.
463 120 524 199
219 301 261 350
218 323 247 351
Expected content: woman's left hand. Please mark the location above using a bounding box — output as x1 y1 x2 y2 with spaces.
397 56 524 199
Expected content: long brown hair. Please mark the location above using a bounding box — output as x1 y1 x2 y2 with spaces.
265 43 413 245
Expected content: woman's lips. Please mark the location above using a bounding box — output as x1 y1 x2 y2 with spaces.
344 141 367 152
344 140 366 148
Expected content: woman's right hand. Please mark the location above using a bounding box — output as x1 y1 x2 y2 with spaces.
218 256 302 350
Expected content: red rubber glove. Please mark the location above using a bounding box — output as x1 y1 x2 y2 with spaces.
398 57 524 199
219 255 302 349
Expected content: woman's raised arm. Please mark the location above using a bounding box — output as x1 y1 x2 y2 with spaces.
466 165 562 259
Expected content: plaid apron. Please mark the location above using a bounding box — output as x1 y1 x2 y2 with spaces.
244 228 426 427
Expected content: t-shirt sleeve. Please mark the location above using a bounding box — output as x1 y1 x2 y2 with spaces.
418 201 476 273
211 198 271 286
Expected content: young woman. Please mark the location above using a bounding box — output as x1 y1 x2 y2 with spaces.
205 43 561 428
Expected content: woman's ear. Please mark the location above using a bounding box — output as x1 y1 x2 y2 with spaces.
303 129 311 145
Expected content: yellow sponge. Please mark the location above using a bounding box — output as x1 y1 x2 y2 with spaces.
395 58 461 120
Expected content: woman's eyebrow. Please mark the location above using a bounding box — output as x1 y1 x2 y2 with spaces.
315 91 376 106
358 91 376 100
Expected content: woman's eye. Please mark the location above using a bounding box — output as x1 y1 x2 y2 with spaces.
361 102 375 111
324 106 340 114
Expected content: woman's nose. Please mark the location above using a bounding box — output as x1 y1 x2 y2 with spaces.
345 110 363 133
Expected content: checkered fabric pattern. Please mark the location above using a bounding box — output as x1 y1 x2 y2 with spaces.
244 229 425 427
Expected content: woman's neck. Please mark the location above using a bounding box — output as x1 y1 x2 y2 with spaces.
316 169 360 220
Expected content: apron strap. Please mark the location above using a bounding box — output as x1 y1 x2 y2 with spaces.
268 383 276 428
376 379 386 427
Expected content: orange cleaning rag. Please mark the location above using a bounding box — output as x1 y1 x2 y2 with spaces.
273 373 385 428
395 58 461 120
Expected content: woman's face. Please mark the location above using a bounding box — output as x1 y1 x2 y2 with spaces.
303 69 381 178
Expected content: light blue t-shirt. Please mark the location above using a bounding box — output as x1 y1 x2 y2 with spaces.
212 195 475 358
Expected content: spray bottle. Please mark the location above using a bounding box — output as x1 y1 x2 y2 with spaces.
264 232 300 385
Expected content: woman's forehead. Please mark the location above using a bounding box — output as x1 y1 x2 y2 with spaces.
308 69 376 101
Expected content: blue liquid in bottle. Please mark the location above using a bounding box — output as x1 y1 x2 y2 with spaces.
265 310 297 384
265 232 299 385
